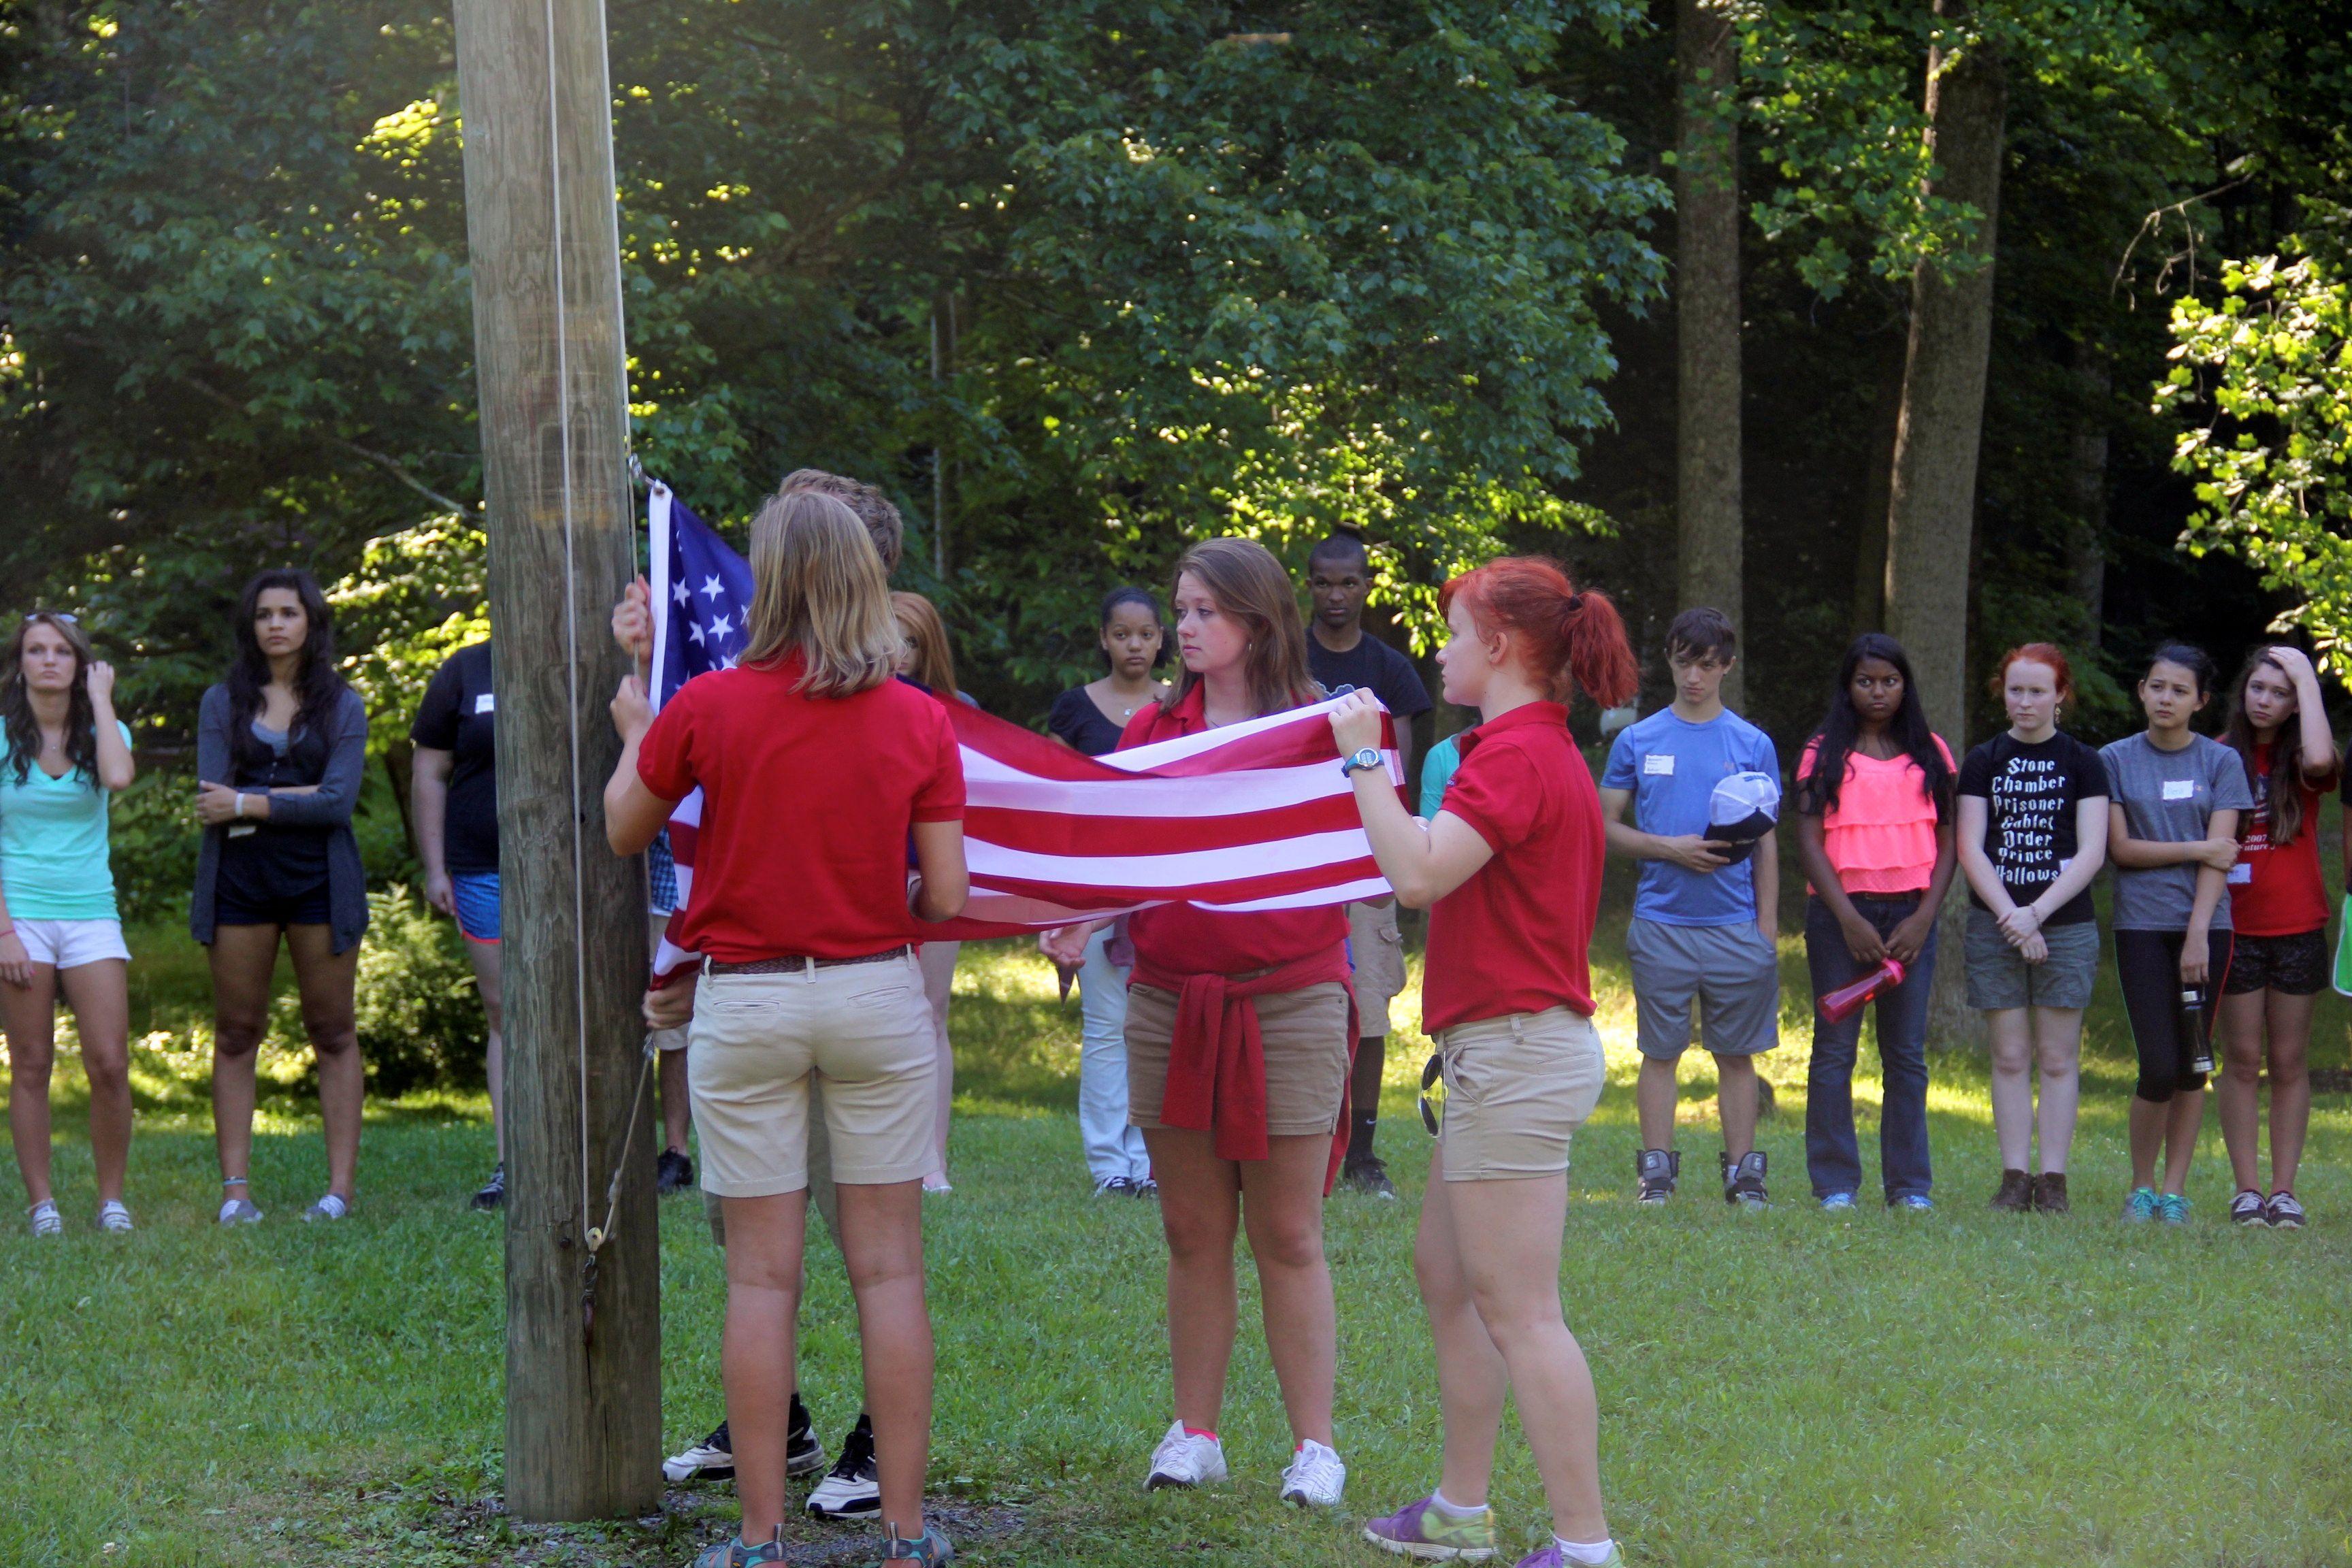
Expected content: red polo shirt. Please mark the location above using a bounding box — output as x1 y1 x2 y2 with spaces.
1120 685 1350 975
1422 701 1604 1034
637 654 964 962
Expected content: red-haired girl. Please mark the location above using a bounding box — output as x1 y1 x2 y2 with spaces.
1955 644 2108 1215
1335 557 1639 1568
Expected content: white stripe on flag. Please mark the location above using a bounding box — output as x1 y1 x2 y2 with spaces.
964 827 1373 888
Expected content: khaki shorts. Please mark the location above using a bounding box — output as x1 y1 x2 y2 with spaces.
687 953 936 1197
1125 980 1352 1138
703 1082 839 1249
1434 1007 1608 1181
1347 900 1407 1039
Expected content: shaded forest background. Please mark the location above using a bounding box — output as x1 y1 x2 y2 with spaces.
3 0 2349 920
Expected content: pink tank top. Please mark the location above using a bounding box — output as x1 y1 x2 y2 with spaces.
1798 736 1955 894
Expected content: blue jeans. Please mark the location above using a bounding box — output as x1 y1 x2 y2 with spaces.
1078 927 1152 1184
1804 893 1936 1203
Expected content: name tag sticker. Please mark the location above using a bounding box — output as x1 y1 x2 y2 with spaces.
2228 862 2252 885
474 693 497 715
1643 753 1676 777
2161 779 2194 801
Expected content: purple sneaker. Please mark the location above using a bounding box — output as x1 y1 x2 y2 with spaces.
1512 1546 1626 1568
1362 1494 1497 1561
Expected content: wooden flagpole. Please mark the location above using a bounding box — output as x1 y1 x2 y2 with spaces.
452 0 662 1520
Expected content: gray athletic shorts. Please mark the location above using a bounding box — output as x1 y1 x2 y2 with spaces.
1965 907 2099 1011
1624 916 1781 1060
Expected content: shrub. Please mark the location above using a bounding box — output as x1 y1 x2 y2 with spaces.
355 886 488 1096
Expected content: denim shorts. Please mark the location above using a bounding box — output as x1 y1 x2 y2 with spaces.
1964 907 2098 1011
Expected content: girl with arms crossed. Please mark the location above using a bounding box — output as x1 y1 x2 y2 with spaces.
1041 539 1354 1507
1 612 137 1235
1343 557 1641 1568
192 570 370 1224
2212 647 2330 1226
2102 643 2251 1225
605 491 968 1568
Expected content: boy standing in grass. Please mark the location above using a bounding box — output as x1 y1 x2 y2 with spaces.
1599 609 1782 1207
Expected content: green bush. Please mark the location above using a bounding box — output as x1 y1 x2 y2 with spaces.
354 886 487 1096
108 766 201 926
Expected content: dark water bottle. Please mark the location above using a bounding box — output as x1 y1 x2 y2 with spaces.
2179 984 2213 1076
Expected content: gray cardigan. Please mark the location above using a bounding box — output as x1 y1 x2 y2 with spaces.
189 683 371 953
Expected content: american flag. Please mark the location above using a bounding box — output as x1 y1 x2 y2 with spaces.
644 483 1396 979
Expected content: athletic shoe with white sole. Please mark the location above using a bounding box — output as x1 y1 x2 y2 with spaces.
1634 1148 1678 1205
785 1395 826 1477
2230 1188 2270 1227
1143 1420 1228 1490
1094 1176 1139 1198
1511 1545 1625 1568
1819 1192 1857 1212
1279 1439 1345 1507
28 1200 62 1238
664 1419 737 1484
304 1193 351 1223
2121 1186 2159 1223
2156 1192 2192 1226
96 1200 133 1234
1721 1149 1769 1209
218 1196 263 1225
1340 1152 1399 1200
472 1163 506 1211
2266 1190 2308 1230
1362 1494 1498 1561
805 1414 880 1518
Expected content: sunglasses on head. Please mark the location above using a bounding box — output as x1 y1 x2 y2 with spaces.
1418 1051 1446 1137
23 611 78 625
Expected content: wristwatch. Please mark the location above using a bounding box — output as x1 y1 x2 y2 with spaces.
1341 746 1384 778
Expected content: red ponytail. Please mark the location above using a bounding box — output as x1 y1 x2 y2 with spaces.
1439 557 1638 710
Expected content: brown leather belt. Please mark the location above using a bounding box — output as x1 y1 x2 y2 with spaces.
703 946 914 977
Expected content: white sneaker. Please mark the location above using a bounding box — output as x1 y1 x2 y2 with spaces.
1279 1439 1346 1507
1145 1420 1228 1490
96 1200 133 1234
304 1193 351 1223
218 1196 262 1224
29 1200 63 1238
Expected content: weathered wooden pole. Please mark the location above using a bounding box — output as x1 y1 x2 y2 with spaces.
453 0 662 1519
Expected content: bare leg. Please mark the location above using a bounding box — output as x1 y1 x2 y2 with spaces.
1141 1126 1240 1431
719 1190 808 1543
1984 1009 2034 1171
286 925 364 1200
1236 1133 1338 1446
2263 989 2315 1194
659 1045 692 1154
2215 989 2267 1193
2127 1096 2168 1191
3 965 61 1207
208 925 284 1189
464 934 504 1160
1437 1169 1610 1544
917 941 958 1187
1419 1148 1508 1507
2159 1088 2204 1196
1633 1056 1678 1152
836 1179 935 1557
1712 1053 1758 1161
59 960 133 1205
2029 1007 2083 1175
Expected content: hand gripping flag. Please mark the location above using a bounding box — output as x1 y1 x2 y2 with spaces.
643 483 1398 980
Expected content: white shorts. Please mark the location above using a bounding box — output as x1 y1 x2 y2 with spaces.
10 917 131 970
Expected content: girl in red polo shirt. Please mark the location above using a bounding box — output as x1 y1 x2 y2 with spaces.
1041 537 1354 1509
604 490 968 1568
2217 645 2336 1228
1336 557 1638 1568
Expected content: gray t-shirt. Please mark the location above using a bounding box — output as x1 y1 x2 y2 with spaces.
2100 732 2255 930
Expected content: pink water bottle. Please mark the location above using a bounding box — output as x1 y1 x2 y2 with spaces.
1817 958 1906 1024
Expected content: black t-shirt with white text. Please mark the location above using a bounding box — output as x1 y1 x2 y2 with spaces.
410 641 499 876
1955 730 2108 925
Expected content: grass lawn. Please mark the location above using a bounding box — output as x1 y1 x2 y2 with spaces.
5 915 2352 1567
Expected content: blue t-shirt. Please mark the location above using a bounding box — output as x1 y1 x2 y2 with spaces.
1601 707 1780 926
1420 733 1462 819
0 721 133 921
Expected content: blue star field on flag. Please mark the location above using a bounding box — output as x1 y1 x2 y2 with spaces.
651 485 756 708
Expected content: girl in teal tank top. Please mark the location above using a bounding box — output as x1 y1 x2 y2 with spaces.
0 611 137 1236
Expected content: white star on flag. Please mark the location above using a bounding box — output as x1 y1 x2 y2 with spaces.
710 613 733 639
700 574 725 602
687 621 706 645
671 579 690 606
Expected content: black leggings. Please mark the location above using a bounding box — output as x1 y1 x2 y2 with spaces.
2114 928 2234 1102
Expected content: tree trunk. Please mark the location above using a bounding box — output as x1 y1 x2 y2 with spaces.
1676 0 1744 708
1882 0 2005 1049
1852 345 1904 634
454 0 663 1520
2068 345 2110 645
